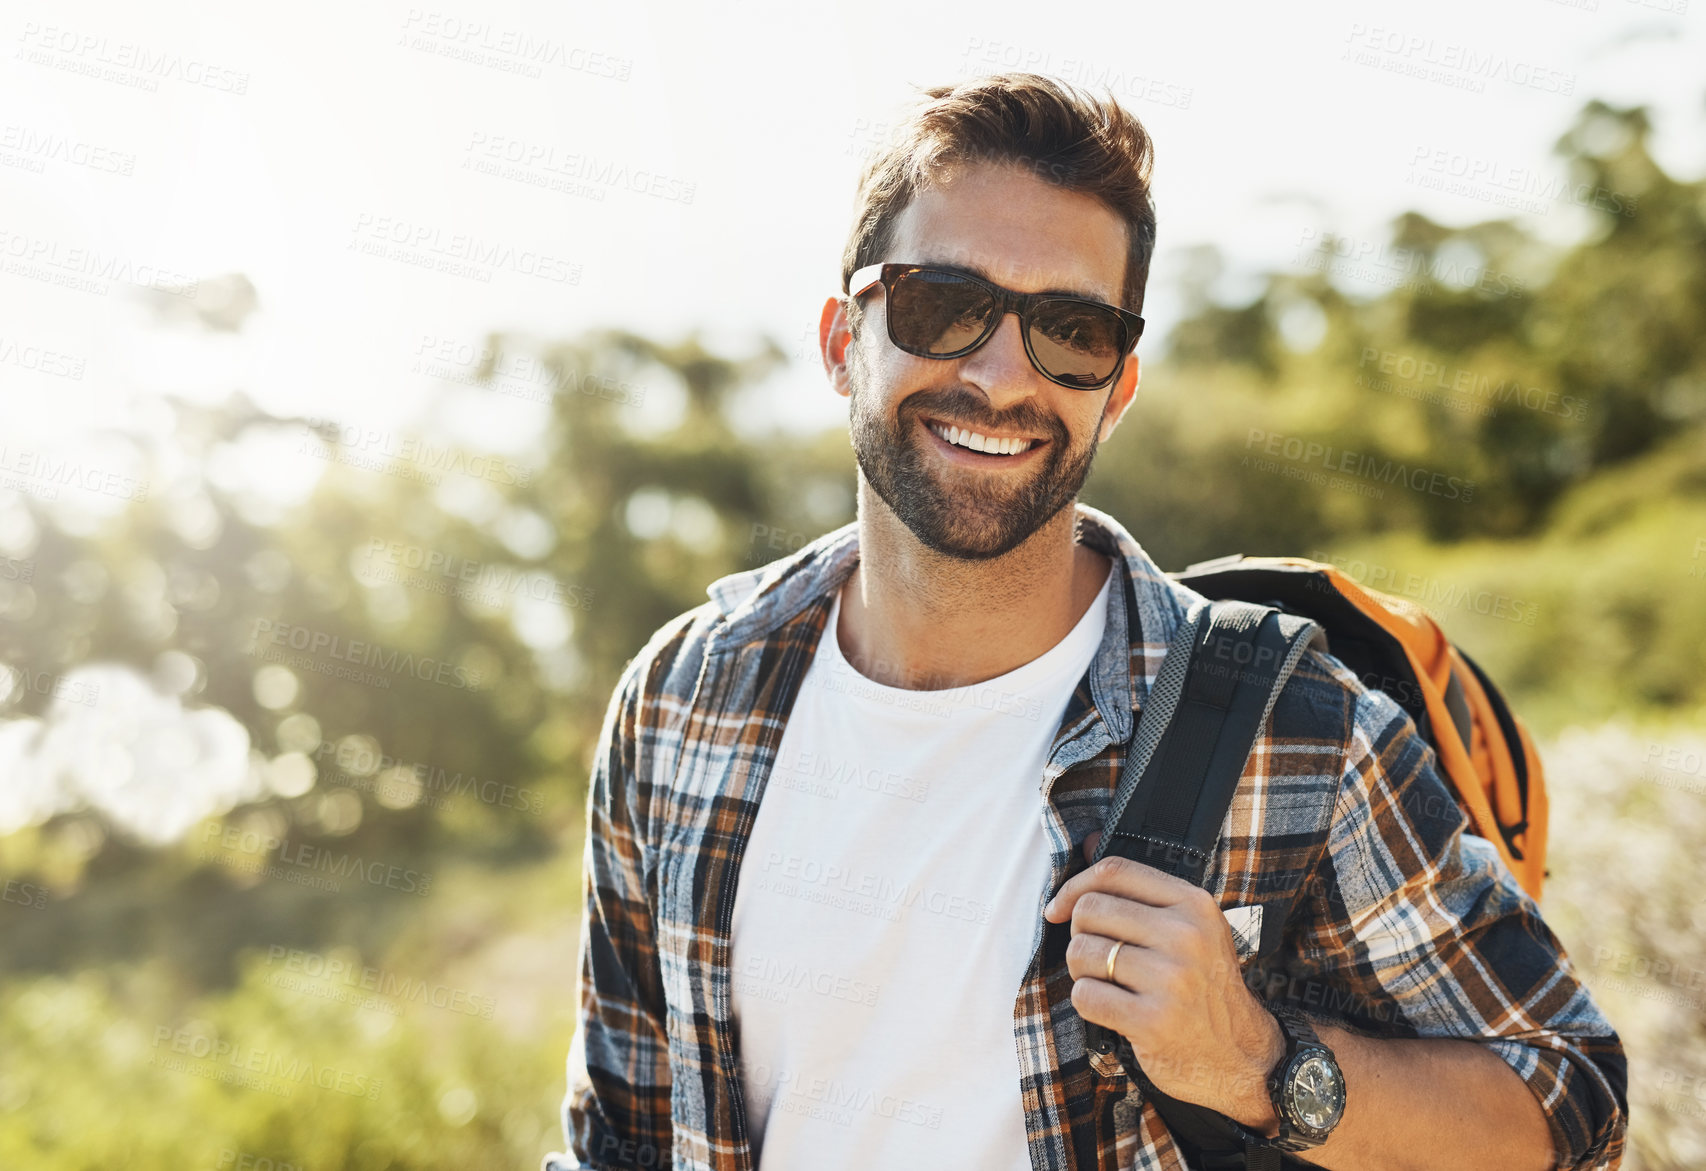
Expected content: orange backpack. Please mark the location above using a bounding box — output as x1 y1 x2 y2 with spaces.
1174 554 1549 900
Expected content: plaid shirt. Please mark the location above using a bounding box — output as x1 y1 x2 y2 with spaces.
545 503 1628 1171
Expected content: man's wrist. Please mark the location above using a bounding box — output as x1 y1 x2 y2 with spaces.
1226 1001 1286 1137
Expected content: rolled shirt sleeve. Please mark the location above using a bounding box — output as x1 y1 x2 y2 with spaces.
1291 671 1629 1170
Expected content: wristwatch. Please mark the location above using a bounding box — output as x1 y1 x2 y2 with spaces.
1261 1004 1347 1151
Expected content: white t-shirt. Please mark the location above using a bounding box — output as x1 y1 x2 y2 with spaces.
729 561 1113 1169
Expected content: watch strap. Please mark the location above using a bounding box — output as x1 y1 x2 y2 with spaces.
1265 1005 1340 1151
1270 1004 1324 1055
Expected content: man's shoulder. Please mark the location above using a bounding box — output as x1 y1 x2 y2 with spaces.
1265 641 1463 851
1277 644 1376 736
1294 642 1429 748
616 599 726 709
603 524 858 756
1223 615 1422 779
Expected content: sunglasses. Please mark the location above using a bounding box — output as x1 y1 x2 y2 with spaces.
847 262 1145 391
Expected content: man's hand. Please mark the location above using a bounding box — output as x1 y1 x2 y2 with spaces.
1042 836 1284 1133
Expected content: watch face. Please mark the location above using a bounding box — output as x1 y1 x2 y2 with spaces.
1289 1053 1346 1132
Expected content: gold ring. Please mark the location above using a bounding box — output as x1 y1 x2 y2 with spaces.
1105 939 1125 985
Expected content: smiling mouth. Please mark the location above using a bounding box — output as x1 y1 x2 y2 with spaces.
922 417 1045 457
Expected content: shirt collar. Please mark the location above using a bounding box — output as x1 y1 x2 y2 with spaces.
702 502 1190 742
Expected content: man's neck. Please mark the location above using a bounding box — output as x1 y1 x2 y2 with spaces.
834 489 1113 692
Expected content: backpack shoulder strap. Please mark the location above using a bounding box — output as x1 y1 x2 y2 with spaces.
1092 597 1324 881
1085 597 1325 1171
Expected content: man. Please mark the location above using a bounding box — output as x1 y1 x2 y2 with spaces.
545 73 1627 1171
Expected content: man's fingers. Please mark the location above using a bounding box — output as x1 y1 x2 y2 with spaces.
1065 930 1168 990
1046 854 1201 919
1064 893 1175 952
1069 964 1141 1030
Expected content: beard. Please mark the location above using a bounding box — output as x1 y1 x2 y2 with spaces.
846 344 1106 561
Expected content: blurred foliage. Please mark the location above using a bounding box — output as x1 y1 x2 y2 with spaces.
1091 100 1706 559
0 98 1703 1168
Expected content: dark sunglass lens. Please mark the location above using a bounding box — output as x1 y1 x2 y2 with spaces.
1028 300 1126 387
889 270 995 355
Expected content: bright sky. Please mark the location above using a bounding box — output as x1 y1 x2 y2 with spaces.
3 0 1702 457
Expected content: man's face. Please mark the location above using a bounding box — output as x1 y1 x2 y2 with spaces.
833 160 1140 561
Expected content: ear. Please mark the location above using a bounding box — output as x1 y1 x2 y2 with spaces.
1097 353 1141 443
820 295 855 399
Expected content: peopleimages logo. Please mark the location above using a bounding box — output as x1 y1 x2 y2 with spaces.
1295 227 1525 299
462 132 696 204
359 538 593 613
2 878 49 910
151 1026 380 1098
0 124 137 175
0 334 87 380
1244 429 1476 503
312 738 546 816
1406 144 1637 219
1357 347 1588 421
348 213 580 286
0 664 101 707
200 823 433 895
397 11 633 80
300 418 534 487
0 229 198 298
1340 23 1576 96
245 618 481 691
1308 550 1540 627
215 1150 304 1171
264 946 497 1019
15 23 251 94
1642 740 1706 796
0 444 149 502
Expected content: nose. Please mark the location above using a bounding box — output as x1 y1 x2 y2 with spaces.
955 308 1042 412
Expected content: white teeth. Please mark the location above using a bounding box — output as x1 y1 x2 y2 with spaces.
932 422 1033 455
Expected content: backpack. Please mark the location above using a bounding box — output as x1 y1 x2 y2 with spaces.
1177 554 1547 898
1081 554 1550 1170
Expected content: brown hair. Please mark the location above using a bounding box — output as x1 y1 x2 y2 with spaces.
840 72 1158 337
